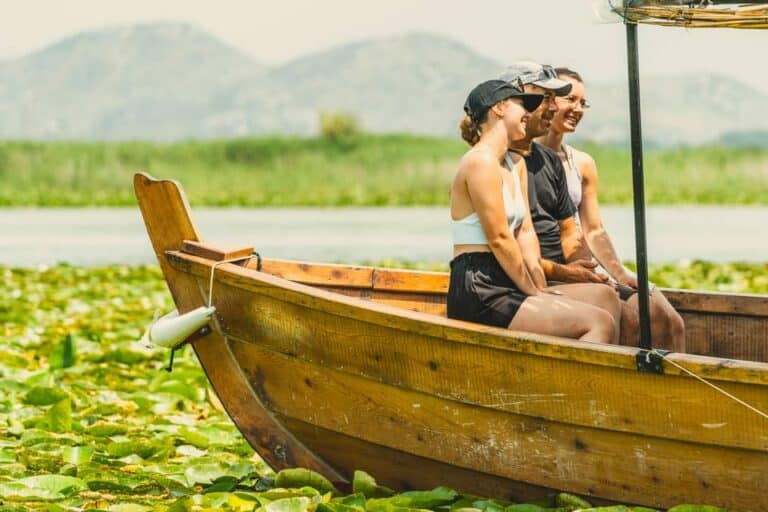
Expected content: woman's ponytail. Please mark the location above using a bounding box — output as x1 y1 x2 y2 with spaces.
459 115 481 146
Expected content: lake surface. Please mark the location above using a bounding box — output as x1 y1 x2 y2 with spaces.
1 206 766 267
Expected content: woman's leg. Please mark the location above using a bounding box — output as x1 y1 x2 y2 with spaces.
545 283 622 344
508 293 616 344
626 291 686 352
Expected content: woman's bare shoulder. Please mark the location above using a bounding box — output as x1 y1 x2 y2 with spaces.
570 146 598 179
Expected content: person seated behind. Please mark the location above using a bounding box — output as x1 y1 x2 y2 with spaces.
536 67 685 352
447 79 620 343
496 62 632 340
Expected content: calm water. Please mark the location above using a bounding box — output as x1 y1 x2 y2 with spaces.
1 206 766 267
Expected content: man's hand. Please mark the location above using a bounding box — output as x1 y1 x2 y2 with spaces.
559 259 610 284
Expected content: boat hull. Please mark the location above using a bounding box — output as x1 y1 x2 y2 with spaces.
135 173 768 511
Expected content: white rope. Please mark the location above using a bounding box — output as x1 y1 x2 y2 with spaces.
652 349 768 421
207 254 256 308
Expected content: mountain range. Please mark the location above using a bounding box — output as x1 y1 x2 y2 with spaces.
1 22 766 145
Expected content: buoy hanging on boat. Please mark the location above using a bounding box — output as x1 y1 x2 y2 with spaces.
143 305 216 349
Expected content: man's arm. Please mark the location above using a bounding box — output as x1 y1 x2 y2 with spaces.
540 254 607 283
559 216 591 262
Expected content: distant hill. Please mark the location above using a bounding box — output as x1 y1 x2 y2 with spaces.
0 23 263 139
0 23 766 145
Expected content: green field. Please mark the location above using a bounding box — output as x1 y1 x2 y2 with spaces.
1 136 767 206
0 262 764 510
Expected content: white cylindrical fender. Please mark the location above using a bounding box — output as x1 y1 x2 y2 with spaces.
147 306 216 348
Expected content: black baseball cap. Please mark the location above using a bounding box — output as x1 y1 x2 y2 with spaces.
463 79 544 123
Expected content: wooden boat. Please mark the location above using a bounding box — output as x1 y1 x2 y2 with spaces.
135 172 768 511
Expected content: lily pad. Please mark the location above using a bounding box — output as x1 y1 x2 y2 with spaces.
275 468 340 496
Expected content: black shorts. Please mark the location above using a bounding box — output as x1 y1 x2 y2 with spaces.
447 252 529 328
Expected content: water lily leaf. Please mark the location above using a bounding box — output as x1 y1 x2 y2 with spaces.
49 333 77 369
107 439 169 459
555 493 592 510
265 496 313 512
667 507 729 512
319 503 367 512
352 470 395 498
178 427 210 449
107 504 151 512
469 499 506 512
62 445 94 465
505 505 546 512
385 487 458 509
275 468 340 495
365 500 433 512
88 421 128 437
335 494 366 509
46 398 72 433
203 475 240 493
184 462 229 486
24 386 68 406
1 474 86 500
0 448 16 462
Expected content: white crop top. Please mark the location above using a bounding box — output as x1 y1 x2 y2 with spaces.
452 154 527 245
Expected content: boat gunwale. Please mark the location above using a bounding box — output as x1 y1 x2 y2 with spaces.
166 249 768 385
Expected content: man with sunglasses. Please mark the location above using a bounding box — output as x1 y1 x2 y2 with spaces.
501 61 606 283
500 61 640 344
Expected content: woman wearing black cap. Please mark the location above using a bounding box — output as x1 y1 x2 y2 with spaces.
448 79 620 343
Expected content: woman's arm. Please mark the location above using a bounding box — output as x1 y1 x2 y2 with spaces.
464 154 540 296
512 158 547 289
576 151 637 287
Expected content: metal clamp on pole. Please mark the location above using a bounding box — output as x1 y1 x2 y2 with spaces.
636 348 669 374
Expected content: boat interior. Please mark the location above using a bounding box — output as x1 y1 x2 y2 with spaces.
181 241 768 364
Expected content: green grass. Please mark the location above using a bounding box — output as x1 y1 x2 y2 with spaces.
1 136 767 206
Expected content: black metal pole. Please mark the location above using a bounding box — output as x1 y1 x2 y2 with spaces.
625 22 652 350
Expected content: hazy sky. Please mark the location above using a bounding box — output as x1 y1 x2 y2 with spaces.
2 0 766 91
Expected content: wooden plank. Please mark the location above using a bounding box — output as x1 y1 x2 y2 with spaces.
182 240 254 261
682 311 768 362
372 268 449 294
232 344 768 512
216 282 768 451
369 290 448 316
665 288 768 317
165 250 768 385
133 173 344 483
279 415 576 505
253 258 374 289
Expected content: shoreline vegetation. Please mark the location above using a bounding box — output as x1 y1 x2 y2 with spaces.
2 135 767 207
0 261 765 510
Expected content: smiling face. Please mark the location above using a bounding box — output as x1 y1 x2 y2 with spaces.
551 76 587 134
490 97 530 143
522 84 557 138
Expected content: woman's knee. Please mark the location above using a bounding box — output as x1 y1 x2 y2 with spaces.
584 307 615 343
594 284 621 315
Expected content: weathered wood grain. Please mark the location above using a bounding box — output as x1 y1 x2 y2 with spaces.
233 343 768 511
133 173 344 482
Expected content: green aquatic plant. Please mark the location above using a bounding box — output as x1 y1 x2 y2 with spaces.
0 263 759 510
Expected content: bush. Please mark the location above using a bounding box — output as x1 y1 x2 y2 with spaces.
319 110 362 144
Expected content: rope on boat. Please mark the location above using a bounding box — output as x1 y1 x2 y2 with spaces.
207 253 259 308
652 349 768 420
